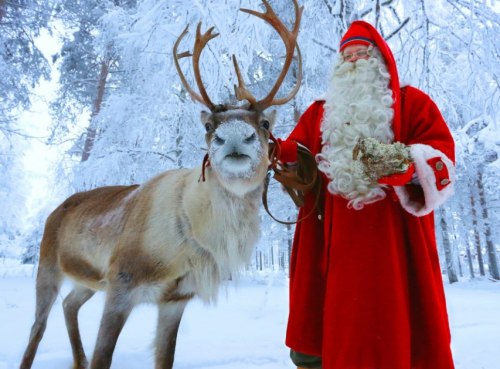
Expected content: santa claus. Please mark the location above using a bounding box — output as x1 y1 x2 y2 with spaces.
279 21 456 369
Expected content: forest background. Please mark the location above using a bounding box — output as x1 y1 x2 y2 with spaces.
1 0 500 285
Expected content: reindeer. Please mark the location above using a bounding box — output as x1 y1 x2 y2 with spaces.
19 1 303 369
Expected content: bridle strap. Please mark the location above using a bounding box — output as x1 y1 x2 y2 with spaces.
201 152 210 182
268 132 281 169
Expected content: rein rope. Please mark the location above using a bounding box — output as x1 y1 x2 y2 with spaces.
265 132 323 225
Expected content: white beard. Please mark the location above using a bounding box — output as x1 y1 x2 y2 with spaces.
316 47 395 210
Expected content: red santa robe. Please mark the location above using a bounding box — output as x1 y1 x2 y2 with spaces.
284 84 456 369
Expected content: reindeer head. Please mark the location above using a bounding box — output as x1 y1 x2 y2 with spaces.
174 0 303 196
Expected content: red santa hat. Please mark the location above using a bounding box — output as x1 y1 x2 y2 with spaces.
339 22 374 51
339 21 403 141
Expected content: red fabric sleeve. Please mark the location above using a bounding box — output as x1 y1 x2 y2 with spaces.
394 87 456 216
278 139 298 162
285 102 321 150
403 88 455 164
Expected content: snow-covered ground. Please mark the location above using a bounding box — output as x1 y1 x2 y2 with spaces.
1 260 499 369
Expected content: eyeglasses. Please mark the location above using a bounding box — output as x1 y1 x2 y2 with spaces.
343 50 369 62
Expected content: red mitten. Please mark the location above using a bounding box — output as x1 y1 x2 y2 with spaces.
377 163 415 186
277 139 298 163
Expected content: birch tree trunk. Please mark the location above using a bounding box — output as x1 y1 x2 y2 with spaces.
374 0 381 30
470 189 486 276
81 61 109 162
0 0 5 22
466 246 475 279
460 204 475 279
477 171 500 280
439 208 458 284
451 208 464 278
457 253 463 278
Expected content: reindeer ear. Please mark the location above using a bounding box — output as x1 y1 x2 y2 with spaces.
200 110 212 124
266 110 278 131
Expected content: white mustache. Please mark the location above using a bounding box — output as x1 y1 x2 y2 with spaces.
335 58 372 76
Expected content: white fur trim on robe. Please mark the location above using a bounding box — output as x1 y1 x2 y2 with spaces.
393 144 455 217
314 93 327 101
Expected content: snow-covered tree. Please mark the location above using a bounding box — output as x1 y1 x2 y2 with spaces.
50 0 137 160
0 0 52 256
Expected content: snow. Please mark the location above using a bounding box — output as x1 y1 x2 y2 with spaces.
446 281 500 369
1 260 499 369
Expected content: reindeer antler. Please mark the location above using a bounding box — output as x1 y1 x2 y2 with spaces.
174 1 303 112
233 55 258 106
233 0 304 111
173 23 219 111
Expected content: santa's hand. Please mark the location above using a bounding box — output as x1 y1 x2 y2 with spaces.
377 163 415 186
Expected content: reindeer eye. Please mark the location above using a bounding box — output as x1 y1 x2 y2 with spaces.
205 124 212 132
262 120 270 130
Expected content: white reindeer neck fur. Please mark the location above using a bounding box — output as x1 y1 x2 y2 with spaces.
147 167 262 303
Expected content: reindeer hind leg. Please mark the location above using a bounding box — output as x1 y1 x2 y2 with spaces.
63 284 96 369
19 261 63 369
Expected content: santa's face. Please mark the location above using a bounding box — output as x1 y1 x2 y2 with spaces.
316 46 395 210
342 43 370 63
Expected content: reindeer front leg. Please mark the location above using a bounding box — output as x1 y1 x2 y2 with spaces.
154 299 190 369
90 278 134 369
